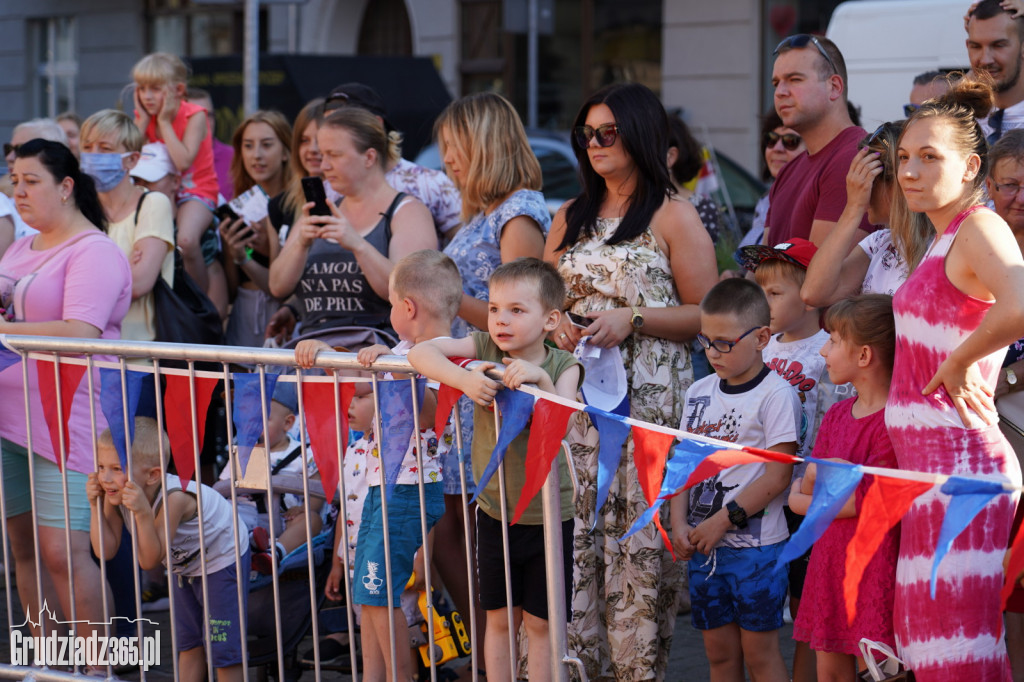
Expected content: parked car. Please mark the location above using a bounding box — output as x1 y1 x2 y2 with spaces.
414 129 764 237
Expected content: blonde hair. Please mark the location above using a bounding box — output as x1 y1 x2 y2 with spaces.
435 93 542 221
891 75 992 272
97 417 169 470
132 53 189 87
823 294 896 374
753 258 806 287
390 250 463 322
230 109 294 197
322 107 402 169
281 98 325 221
81 109 145 153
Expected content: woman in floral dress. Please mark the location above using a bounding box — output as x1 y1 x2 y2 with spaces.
544 83 717 681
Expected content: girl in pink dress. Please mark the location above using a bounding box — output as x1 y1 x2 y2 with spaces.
887 77 1024 681
790 294 899 680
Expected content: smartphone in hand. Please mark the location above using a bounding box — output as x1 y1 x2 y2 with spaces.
214 204 254 240
301 177 332 217
567 311 593 328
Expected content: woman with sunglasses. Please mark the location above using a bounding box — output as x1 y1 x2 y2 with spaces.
801 120 918 307
544 82 717 680
886 76 1024 681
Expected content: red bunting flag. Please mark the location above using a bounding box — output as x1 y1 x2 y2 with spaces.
631 426 677 551
511 399 576 525
1002 520 1024 614
844 476 932 625
682 446 799 491
36 359 87 472
434 383 463 441
163 374 218 490
301 381 355 502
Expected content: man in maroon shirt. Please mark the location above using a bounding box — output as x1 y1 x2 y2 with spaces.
766 35 871 246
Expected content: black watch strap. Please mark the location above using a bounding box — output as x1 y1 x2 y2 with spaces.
726 500 749 529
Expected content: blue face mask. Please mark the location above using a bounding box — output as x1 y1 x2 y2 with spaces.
81 152 131 192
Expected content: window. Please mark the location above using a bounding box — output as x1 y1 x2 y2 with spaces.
29 17 77 118
146 0 265 57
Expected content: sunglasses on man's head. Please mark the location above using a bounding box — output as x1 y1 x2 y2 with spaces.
903 103 920 118
573 123 619 149
3 143 20 157
773 34 839 77
764 131 802 151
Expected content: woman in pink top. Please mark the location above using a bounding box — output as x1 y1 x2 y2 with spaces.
888 77 1024 680
0 139 132 645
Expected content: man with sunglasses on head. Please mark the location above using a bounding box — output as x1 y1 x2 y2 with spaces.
766 34 872 248
905 71 953 119
966 0 1024 144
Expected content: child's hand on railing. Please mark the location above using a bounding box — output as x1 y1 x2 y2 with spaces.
86 472 104 506
357 344 391 368
461 362 500 407
121 481 154 519
295 339 333 369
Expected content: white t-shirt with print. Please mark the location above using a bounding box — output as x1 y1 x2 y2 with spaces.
682 366 800 549
858 228 908 296
763 329 829 465
366 340 450 487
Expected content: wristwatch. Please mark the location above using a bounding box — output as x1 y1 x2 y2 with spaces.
726 501 749 529
1008 368 1018 386
630 305 644 330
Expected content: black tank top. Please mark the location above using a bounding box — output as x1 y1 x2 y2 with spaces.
296 192 405 332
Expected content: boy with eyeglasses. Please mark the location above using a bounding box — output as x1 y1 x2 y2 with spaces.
669 278 799 682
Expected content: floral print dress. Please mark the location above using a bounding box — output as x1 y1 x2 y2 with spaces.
559 217 691 681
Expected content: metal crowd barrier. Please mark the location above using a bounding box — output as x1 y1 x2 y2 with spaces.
0 335 582 682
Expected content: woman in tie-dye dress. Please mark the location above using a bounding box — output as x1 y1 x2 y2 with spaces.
887 76 1024 681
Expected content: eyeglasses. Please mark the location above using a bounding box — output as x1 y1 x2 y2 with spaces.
903 103 920 118
764 131 802 151
3 143 20 157
695 327 760 354
573 123 619 149
993 181 1024 198
773 34 839 77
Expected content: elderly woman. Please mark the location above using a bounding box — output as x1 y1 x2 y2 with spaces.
544 83 717 681
0 140 132 654
268 106 436 344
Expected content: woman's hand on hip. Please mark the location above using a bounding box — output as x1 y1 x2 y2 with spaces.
584 307 634 349
923 356 996 427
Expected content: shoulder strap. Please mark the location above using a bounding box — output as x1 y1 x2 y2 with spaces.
271 443 304 476
380 191 407 242
133 190 149 227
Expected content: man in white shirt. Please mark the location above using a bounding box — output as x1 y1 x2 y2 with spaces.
967 0 1024 142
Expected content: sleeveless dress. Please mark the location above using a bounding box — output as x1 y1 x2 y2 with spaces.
886 205 1021 681
560 217 691 682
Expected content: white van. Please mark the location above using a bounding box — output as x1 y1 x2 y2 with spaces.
827 0 970 129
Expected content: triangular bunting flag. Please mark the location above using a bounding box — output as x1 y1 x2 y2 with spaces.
471 388 534 507
301 380 355 502
230 372 279 476
378 378 426 501
776 461 863 571
511 399 576 525
36 358 88 471
99 368 148 468
0 345 20 374
163 374 218 490
931 476 1006 599
434 383 463 440
844 476 932 624
584 406 630 528
682 447 798 491
623 438 721 541
631 426 676 551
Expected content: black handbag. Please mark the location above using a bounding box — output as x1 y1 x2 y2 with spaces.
134 192 224 345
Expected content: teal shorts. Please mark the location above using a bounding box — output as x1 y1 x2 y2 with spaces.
2 439 91 532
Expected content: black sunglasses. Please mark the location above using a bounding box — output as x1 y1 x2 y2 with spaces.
764 131 802 151
773 34 839 77
903 103 920 118
3 143 20 157
860 123 893 151
573 123 619 149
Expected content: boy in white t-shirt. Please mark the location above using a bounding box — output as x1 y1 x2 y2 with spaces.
669 278 799 682
295 250 458 682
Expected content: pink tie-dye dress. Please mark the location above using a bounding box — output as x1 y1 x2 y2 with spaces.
887 205 1021 681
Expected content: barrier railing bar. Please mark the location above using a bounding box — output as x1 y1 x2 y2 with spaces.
118 357 146 682
22 349 46 647
493 406 517 681
369 372 400 679
293 369 322 681
451 406 479 682
409 372 438 682
151 358 180 680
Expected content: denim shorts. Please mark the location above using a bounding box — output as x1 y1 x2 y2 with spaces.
2 439 90 531
689 541 788 632
352 482 444 606
172 551 250 668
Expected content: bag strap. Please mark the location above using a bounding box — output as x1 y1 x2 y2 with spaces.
133 190 149 227
271 443 304 476
380 191 406 242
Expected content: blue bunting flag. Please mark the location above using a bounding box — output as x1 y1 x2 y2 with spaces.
99 368 148 468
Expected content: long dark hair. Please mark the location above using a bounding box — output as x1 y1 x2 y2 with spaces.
559 83 675 250
16 138 107 231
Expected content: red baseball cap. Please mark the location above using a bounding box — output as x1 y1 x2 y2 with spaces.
735 238 818 272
